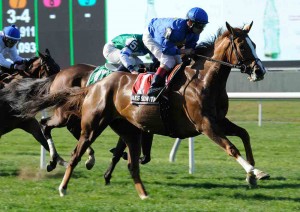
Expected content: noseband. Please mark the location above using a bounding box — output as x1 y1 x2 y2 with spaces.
228 34 262 75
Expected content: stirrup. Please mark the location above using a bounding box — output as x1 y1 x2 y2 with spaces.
147 87 163 97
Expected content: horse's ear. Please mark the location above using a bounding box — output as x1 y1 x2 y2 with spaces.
45 48 51 56
38 50 46 58
243 21 253 33
226 22 235 36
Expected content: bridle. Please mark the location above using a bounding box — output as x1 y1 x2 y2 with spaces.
20 57 49 78
195 34 260 75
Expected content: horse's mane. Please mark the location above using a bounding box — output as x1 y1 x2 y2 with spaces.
194 26 244 56
195 27 224 55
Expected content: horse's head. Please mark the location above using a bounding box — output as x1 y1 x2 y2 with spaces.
23 49 61 78
224 22 266 81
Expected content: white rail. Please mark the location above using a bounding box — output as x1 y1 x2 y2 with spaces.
169 92 300 174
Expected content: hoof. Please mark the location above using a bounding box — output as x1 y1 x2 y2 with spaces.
256 171 270 180
46 160 57 172
85 156 95 170
58 186 67 197
139 194 149 200
104 174 111 185
57 156 68 168
139 155 151 165
246 172 257 188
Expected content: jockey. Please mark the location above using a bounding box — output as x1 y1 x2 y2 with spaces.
0 25 26 75
143 7 209 96
103 34 158 74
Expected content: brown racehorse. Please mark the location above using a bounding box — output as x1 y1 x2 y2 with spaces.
0 49 65 171
18 22 268 199
38 62 153 182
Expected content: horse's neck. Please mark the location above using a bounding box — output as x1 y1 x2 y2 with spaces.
204 38 232 89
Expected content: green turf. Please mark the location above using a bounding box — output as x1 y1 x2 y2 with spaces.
0 101 299 211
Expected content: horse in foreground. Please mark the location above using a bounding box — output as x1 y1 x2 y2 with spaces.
0 49 65 171
19 22 268 199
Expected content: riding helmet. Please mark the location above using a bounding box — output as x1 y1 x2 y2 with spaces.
3 25 21 40
187 7 209 24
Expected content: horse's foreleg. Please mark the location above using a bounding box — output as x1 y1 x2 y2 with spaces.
20 118 66 172
126 137 148 200
202 118 257 187
220 118 254 165
221 118 269 180
40 116 69 170
59 136 93 197
110 120 148 200
140 132 153 165
104 137 126 185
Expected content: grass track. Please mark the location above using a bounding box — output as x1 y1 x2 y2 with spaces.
0 101 299 211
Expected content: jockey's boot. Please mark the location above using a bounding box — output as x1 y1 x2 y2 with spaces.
147 74 165 96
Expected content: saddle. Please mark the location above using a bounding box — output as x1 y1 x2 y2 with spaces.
131 60 189 105
130 60 190 137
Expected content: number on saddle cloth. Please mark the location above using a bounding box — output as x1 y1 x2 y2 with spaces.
86 65 115 86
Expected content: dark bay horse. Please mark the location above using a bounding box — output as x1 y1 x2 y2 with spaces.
0 49 60 88
19 22 268 199
0 49 65 171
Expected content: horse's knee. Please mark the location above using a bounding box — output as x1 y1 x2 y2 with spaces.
227 144 240 157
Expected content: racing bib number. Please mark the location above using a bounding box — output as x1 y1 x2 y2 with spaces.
127 40 138 51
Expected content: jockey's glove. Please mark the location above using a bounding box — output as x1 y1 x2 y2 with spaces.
181 48 195 55
13 64 25 71
14 60 25 65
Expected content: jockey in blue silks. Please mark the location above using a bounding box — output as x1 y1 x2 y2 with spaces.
143 7 209 96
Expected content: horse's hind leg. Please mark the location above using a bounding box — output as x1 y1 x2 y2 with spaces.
104 137 127 185
66 119 96 170
59 118 107 197
221 118 270 180
19 118 66 172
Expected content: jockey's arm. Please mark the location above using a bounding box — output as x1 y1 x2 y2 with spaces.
9 46 24 64
120 38 140 73
0 53 13 70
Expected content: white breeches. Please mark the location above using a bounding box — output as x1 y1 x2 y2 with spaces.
103 42 143 66
142 29 181 70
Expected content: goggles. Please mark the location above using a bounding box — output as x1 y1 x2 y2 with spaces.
5 37 18 46
192 22 206 30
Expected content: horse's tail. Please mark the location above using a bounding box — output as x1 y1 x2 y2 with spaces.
1 76 54 113
19 85 88 118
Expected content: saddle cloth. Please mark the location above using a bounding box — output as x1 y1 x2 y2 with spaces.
131 63 182 104
86 65 113 86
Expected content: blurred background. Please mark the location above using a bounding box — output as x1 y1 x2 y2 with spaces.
0 0 299 91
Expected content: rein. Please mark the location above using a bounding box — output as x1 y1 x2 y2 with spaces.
195 35 247 72
22 58 46 77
